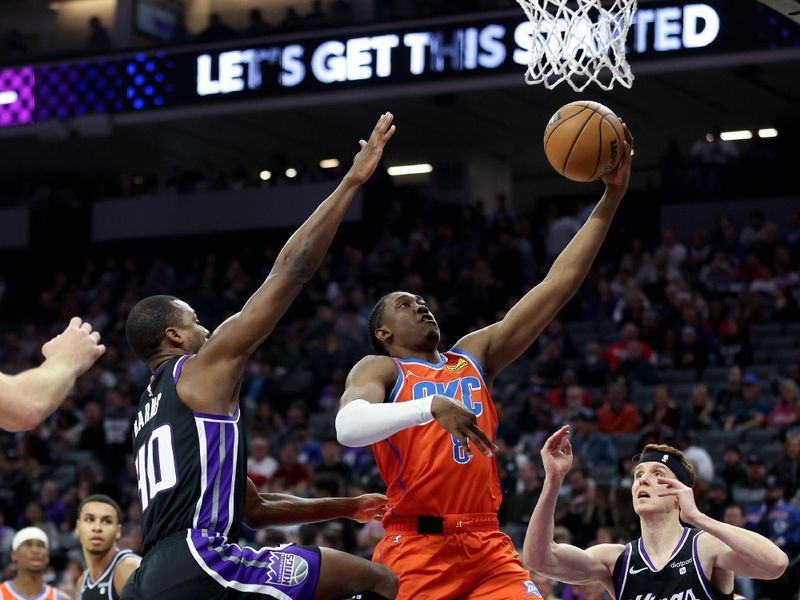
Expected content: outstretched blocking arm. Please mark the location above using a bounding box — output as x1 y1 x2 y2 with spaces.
658 477 789 580
242 477 387 527
179 114 396 413
523 426 622 586
457 124 633 379
0 317 105 431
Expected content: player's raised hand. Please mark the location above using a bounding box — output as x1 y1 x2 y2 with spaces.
350 493 388 523
346 112 397 186
540 425 573 482
431 395 495 459
655 476 702 524
602 120 633 192
41 317 106 377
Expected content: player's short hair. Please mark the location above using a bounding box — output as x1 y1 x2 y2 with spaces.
367 293 392 356
77 494 122 525
636 443 696 487
126 295 183 361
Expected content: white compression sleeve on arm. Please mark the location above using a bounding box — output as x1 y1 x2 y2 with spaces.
336 396 434 447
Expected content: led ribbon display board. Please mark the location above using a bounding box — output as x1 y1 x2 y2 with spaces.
0 0 797 128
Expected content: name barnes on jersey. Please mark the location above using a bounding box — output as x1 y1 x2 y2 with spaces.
133 392 161 438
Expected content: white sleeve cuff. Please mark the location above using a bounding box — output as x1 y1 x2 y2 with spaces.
335 396 434 447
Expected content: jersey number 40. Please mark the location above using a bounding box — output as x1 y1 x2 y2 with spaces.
135 424 178 511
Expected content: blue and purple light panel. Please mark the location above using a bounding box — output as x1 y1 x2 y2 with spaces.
0 67 35 127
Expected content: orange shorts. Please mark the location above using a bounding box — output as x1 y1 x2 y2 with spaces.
373 516 542 600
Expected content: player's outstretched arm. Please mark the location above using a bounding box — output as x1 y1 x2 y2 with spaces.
337 356 494 455
524 426 622 586
242 477 387 527
657 476 789 580
456 124 633 379
0 317 105 431
178 114 395 412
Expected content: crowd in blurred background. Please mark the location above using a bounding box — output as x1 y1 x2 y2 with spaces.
0 188 799 598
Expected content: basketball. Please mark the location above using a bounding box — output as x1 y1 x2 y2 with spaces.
543 101 626 182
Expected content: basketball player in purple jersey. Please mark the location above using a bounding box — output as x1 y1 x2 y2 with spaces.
525 426 788 600
120 114 398 600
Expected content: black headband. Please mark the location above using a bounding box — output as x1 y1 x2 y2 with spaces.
636 451 693 487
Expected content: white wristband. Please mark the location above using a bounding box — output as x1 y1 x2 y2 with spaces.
335 395 434 447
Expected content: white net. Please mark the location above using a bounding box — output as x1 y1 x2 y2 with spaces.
515 0 637 91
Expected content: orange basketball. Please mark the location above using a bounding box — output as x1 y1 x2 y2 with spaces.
543 101 625 182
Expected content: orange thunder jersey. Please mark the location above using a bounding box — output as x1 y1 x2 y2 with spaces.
373 347 501 518
0 582 60 600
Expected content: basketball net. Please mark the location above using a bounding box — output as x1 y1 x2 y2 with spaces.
515 0 637 91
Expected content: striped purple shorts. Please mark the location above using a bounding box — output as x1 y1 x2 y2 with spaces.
187 530 321 600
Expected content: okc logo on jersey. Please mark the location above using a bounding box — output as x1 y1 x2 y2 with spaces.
446 358 469 373
266 553 309 587
411 376 483 417
524 580 540 595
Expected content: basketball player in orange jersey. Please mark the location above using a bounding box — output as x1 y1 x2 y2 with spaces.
1 527 67 600
524 427 787 600
336 124 633 599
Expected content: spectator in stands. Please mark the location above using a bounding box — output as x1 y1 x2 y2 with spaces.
673 325 709 373
197 12 235 42
536 340 566 389
545 205 580 263
641 385 680 437
538 318 578 359
638 309 664 354
715 316 752 367
247 436 278 487
576 341 610 387
774 436 800 501
703 478 730 521
86 16 111 52
273 441 312 492
715 365 745 420
244 8 273 37
569 410 618 476
501 459 542 536
596 380 641 434
732 454 769 508
656 228 687 274
546 371 590 416
744 475 800 598
724 373 772 432
740 210 772 248
604 323 652 370
769 378 799 430
36 481 67 529
615 339 660 388
722 503 758 600
280 7 304 31
682 383 717 431
315 438 353 487
699 250 736 294
720 446 746 489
